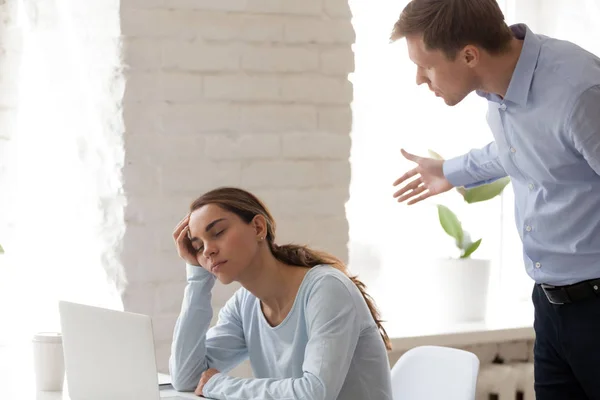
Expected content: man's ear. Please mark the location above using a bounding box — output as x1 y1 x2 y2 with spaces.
462 45 480 67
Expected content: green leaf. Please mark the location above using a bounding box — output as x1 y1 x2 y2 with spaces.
461 238 482 258
437 205 463 246
464 177 511 204
0 244 4 254
428 149 444 160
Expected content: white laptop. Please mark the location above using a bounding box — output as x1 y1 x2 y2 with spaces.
58 301 194 400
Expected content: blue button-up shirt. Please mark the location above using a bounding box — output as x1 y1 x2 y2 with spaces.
443 24 600 286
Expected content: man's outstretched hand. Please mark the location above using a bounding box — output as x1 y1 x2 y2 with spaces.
392 149 454 205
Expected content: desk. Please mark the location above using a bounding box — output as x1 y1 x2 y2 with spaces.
0 344 203 400
2 302 534 399
9 387 201 400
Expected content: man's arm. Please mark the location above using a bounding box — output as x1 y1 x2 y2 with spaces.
569 85 600 175
443 141 508 188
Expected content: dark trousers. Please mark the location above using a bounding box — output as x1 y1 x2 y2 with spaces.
533 284 600 399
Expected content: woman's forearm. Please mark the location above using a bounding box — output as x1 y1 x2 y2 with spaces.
169 265 216 391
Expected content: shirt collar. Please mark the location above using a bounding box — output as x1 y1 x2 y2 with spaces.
476 24 542 106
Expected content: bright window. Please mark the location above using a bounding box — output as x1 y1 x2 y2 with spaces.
0 0 123 346
347 0 600 322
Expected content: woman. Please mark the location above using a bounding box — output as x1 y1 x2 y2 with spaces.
169 187 393 400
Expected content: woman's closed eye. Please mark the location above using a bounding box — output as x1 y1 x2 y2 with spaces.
214 229 225 237
194 230 225 253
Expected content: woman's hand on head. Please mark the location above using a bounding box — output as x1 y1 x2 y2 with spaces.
173 214 201 266
194 368 220 397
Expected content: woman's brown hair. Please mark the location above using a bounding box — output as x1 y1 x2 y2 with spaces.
190 187 392 351
390 0 514 59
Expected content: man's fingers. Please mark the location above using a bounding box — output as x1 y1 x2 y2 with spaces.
396 184 426 203
407 191 433 205
393 176 422 198
400 148 422 163
393 176 422 196
393 149 424 189
392 167 419 187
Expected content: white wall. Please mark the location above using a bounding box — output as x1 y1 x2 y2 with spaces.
0 0 21 246
119 0 355 372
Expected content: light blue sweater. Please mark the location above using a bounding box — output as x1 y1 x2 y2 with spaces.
169 264 393 400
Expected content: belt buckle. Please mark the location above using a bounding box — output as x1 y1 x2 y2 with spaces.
541 284 567 305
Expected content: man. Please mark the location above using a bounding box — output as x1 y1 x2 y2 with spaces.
390 0 600 399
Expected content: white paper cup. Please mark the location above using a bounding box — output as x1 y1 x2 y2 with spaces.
32 332 65 391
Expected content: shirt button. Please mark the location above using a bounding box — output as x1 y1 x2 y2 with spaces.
535 262 541 269
500 104 507 111
510 147 516 153
526 225 532 232
528 183 534 190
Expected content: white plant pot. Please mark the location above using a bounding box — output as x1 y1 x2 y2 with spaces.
430 258 491 324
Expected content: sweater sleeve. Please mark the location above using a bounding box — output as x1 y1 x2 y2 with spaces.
201 275 363 400
169 265 248 392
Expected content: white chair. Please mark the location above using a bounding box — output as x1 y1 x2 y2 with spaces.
391 345 480 400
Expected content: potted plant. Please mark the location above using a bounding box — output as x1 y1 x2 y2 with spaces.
429 150 510 323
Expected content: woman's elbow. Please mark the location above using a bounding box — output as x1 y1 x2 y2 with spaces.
294 374 327 400
169 359 199 392
169 374 197 392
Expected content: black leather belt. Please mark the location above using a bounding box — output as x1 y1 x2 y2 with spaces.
540 278 600 305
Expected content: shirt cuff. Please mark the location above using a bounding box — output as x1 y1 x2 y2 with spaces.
186 264 211 279
201 373 224 398
443 155 474 187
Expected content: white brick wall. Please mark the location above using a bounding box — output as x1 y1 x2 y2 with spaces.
120 0 355 374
